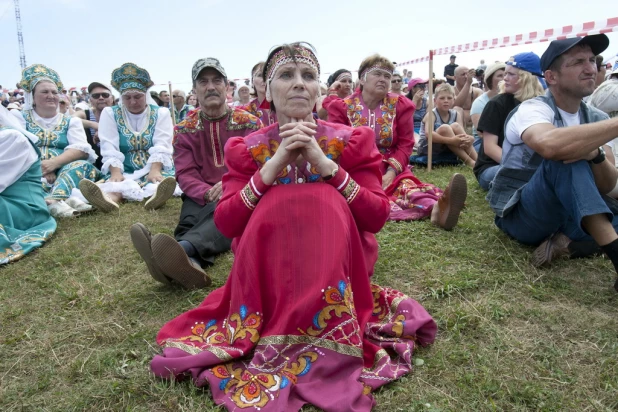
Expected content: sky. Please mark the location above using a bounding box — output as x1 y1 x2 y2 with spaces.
0 0 617 93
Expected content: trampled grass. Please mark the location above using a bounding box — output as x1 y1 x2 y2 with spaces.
1 165 617 411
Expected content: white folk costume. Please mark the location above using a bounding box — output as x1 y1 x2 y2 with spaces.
13 64 100 217
95 63 178 202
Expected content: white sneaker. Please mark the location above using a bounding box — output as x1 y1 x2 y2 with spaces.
48 200 79 218
65 197 94 213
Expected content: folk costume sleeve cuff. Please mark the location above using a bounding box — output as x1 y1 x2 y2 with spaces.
324 167 360 204
239 170 270 210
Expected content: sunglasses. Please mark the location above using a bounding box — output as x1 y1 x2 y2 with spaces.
59 102 67 105
391 79 402 83
91 93 111 99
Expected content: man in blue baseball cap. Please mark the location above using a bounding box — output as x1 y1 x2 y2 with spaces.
487 33 618 292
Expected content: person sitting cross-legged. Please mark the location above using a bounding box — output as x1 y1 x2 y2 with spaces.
487 34 618 290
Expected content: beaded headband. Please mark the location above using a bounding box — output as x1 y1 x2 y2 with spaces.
335 72 353 82
360 65 394 80
265 45 320 81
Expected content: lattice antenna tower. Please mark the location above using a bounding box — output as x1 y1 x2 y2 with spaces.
14 0 26 69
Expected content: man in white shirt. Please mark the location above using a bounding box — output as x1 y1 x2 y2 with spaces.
487 34 618 291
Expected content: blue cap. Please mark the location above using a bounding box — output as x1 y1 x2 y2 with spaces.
506 52 543 77
540 34 609 73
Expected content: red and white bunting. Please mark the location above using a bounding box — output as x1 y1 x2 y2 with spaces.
397 16 618 66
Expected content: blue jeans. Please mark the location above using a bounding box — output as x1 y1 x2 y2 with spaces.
473 138 482 153
496 159 618 246
478 165 499 191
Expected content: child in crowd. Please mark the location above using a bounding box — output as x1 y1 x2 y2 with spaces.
417 83 477 166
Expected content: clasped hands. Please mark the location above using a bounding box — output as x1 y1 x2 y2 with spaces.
270 119 336 176
454 134 474 149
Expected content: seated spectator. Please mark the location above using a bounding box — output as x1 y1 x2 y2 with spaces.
595 55 607 88
453 66 484 128
470 63 506 152
226 80 236 105
13 64 100 218
150 91 163 106
589 79 618 198
58 94 75 116
239 62 277 126
417 83 477 167
407 78 429 139
324 55 467 228
474 53 544 190
150 42 437 410
79 63 178 212
0 106 57 265
73 82 115 169
159 90 170 107
487 34 618 289
232 83 251 106
390 72 404 95
171 89 193 124
317 68 353 120
130 57 262 289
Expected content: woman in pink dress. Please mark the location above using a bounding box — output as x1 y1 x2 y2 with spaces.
239 62 277 126
325 54 467 228
150 43 437 411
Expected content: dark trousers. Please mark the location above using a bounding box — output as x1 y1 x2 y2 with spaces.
174 195 232 265
496 159 618 246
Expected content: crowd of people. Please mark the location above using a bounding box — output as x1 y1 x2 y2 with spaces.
1 34 618 411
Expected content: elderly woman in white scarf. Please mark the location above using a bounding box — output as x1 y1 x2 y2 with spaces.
589 80 618 198
79 63 178 212
12 64 100 218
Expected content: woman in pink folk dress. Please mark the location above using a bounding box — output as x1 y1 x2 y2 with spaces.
151 43 437 411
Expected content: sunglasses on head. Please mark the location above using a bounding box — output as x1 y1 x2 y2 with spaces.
91 92 111 99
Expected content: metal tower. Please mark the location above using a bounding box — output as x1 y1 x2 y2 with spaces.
14 0 26 69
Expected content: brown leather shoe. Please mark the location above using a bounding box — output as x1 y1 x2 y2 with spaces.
130 223 171 285
531 232 571 267
151 234 211 289
432 173 467 231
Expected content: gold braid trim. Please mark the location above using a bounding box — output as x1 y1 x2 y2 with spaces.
388 158 403 174
240 184 258 210
258 335 363 358
162 340 235 361
342 178 360 204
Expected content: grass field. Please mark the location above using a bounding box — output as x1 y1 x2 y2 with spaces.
1 165 617 412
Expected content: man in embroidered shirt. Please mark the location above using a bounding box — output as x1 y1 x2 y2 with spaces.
130 57 262 289
487 34 618 291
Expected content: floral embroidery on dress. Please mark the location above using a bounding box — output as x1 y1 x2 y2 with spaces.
228 108 261 131
298 280 361 348
178 305 262 347
376 97 398 152
173 108 203 141
24 110 70 160
211 351 318 409
344 97 368 128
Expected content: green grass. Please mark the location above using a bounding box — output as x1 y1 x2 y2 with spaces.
1 165 617 411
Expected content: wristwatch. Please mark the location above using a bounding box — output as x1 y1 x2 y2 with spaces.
590 147 606 165
322 167 339 181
